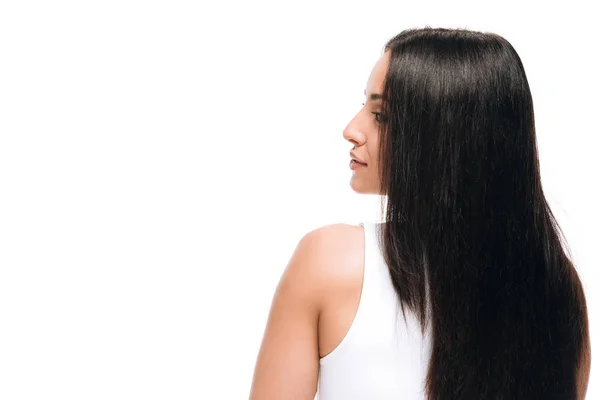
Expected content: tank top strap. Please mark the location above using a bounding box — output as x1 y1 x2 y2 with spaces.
356 221 389 314
358 221 372 299
360 221 390 294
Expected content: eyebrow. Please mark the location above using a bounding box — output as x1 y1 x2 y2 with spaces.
364 89 383 102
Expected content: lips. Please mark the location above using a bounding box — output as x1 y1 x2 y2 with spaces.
350 152 367 165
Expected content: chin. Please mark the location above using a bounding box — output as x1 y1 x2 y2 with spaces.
350 179 370 194
350 179 381 195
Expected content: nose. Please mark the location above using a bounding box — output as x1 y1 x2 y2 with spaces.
343 117 366 147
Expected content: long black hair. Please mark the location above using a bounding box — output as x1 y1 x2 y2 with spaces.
376 27 590 399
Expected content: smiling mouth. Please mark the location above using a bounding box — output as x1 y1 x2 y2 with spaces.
350 159 367 168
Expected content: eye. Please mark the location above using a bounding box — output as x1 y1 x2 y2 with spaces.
371 112 388 123
362 103 387 123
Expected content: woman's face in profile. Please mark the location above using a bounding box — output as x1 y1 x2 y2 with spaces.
343 50 390 195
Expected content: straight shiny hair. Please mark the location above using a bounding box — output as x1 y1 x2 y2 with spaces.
376 27 590 399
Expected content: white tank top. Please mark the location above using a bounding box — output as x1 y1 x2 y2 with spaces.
317 221 432 399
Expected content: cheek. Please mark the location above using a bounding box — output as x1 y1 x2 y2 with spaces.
368 141 379 165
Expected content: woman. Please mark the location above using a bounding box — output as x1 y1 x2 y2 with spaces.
249 27 591 399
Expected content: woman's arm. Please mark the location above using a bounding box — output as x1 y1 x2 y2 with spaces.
248 227 331 400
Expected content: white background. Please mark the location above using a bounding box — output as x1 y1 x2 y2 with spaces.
0 1 597 399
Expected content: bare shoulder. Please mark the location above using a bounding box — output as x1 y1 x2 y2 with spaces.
273 223 364 308
248 223 364 398
297 223 365 304
301 223 364 261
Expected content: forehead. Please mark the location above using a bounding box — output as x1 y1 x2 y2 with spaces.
365 51 390 96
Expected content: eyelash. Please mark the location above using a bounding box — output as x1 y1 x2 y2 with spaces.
362 103 386 123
